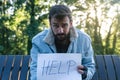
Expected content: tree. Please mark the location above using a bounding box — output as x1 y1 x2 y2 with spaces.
0 0 120 55
66 0 120 54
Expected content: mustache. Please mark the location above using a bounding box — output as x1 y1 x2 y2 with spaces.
56 33 65 36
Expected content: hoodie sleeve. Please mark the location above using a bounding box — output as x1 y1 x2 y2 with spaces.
30 40 39 80
82 37 96 80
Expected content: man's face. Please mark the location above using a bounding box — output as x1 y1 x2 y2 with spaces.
50 16 73 41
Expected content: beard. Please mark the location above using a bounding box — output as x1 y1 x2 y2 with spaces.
54 33 70 41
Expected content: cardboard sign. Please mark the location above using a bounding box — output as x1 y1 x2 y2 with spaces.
37 54 82 80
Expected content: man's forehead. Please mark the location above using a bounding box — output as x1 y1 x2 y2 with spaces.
51 16 70 22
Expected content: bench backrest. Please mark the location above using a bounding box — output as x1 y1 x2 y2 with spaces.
0 55 120 80
0 55 30 80
92 55 120 80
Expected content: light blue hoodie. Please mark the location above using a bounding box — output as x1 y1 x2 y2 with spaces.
30 27 95 80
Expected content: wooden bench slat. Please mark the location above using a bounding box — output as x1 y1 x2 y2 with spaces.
2 55 14 80
112 55 120 80
28 58 31 80
0 56 7 78
91 56 98 80
95 55 107 80
28 70 30 80
20 55 30 80
104 55 117 80
11 55 22 80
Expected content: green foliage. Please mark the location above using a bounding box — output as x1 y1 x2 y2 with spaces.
64 0 78 5
0 0 120 55
71 0 120 55
0 45 4 51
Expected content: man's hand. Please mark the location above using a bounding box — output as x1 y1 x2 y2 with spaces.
77 65 88 79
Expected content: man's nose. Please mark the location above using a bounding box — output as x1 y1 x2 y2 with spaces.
58 27 63 33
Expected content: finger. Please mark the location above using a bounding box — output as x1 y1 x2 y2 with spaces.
77 65 84 69
77 69 84 74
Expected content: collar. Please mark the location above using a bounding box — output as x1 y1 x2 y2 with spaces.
43 27 78 45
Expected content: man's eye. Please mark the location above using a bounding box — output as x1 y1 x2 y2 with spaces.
62 24 68 28
53 25 59 28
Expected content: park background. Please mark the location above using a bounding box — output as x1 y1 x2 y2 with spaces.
0 0 120 55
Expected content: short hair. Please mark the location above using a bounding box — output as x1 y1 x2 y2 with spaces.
49 5 72 22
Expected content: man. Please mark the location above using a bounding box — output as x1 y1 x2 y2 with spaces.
30 5 95 80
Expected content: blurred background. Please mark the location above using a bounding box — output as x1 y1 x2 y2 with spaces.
0 0 120 55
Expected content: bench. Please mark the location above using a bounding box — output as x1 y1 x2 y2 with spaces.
0 55 120 80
